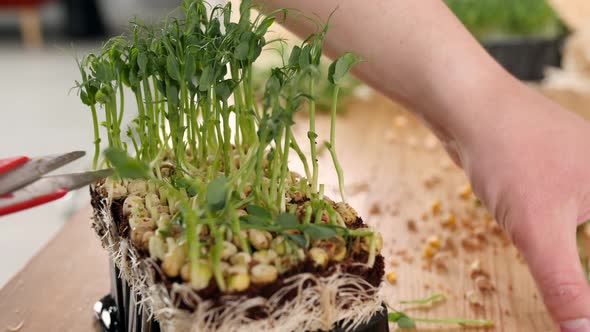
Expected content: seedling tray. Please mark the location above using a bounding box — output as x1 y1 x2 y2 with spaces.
482 36 563 81
94 263 389 332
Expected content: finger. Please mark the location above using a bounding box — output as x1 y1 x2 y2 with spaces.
512 210 590 332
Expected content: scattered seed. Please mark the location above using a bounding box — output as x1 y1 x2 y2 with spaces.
458 184 473 200
469 259 490 279
406 219 417 232
369 203 382 215
441 212 456 228
432 251 450 270
426 235 441 248
386 271 397 285
423 245 436 258
431 200 442 215
461 235 482 250
475 275 494 292
423 174 441 189
465 289 484 307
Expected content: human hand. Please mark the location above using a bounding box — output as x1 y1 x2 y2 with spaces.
453 84 590 332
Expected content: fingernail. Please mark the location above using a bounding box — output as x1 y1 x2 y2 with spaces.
561 319 590 332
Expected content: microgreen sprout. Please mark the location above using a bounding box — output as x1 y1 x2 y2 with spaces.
399 293 446 305
387 299 494 329
79 0 376 293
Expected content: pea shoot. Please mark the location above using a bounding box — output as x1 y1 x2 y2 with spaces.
79 0 381 297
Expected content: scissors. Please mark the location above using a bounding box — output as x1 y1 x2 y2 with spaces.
0 151 111 217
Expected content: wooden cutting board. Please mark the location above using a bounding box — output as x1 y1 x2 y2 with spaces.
0 95 553 332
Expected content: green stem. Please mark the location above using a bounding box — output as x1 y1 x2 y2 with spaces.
309 78 318 193
89 104 101 169
289 133 311 182
278 127 291 212
328 85 346 202
412 317 494 327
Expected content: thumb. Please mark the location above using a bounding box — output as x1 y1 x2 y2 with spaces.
511 209 590 332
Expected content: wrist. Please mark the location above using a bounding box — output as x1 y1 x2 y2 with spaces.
422 66 527 166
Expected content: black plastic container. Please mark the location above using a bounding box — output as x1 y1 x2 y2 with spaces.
94 262 390 332
482 36 564 81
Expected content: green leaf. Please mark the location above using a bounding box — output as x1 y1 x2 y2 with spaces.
95 86 112 104
246 204 272 220
198 66 214 92
235 32 253 61
256 16 275 36
284 233 307 248
238 0 251 28
302 224 337 239
94 62 113 82
184 53 196 83
80 91 93 106
137 52 148 74
298 44 311 68
206 176 227 212
288 46 301 67
173 177 201 197
167 54 181 81
223 2 232 28
215 79 237 101
240 215 277 231
208 18 221 37
328 52 363 85
104 147 150 179
388 312 416 328
397 316 416 328
277 213 299 229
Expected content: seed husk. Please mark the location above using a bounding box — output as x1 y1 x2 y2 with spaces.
127 179 148 196
227 273 250 292
230 252 252 266
162 244 185 277
253 249 278 265
309 247 329 267
221 241 238 260
190 261 213 290
334 202 358 225
148 235 167 260
248 229 272 250
251 264 278 284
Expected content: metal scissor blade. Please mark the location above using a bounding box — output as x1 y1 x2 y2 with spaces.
0 151 86 196
0 169 111 212
44 169 112 191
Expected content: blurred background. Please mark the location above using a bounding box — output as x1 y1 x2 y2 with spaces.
0 0 588 287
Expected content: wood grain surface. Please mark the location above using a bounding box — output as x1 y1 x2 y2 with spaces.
0 206 109 332
0 95 557 332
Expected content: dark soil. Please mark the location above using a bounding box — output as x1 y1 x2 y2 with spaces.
90 186 385 317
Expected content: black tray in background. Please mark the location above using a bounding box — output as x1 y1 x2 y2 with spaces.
482 36 564 81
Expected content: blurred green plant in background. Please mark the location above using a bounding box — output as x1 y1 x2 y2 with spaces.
446 0 564 39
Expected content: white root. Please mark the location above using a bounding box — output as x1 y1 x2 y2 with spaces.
91 193 383 332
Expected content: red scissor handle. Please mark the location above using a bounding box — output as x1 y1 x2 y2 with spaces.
0 188 68 217
0 156 30 174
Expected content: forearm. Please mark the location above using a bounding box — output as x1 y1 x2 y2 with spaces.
256 0 523 157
